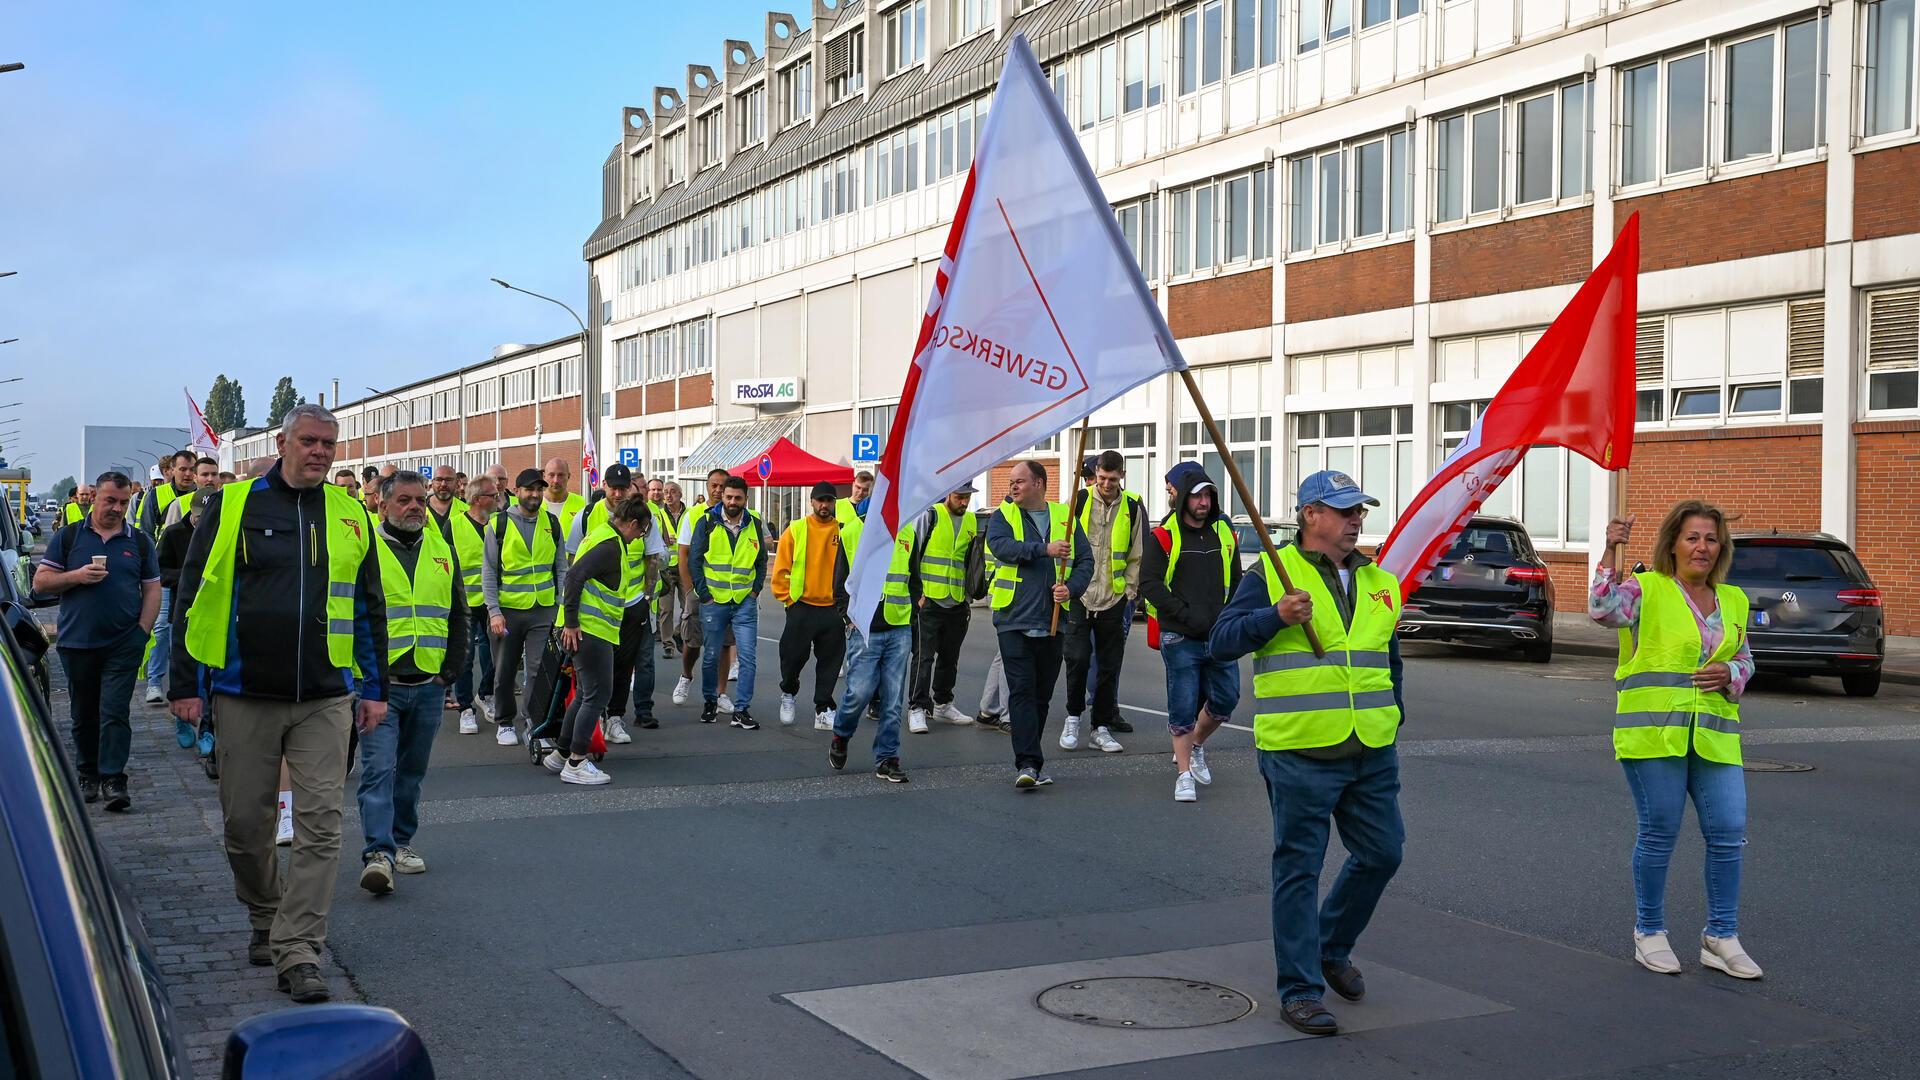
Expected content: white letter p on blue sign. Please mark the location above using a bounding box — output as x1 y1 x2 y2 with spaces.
852 433 880 462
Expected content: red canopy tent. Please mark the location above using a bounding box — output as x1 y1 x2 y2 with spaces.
728 436 854 487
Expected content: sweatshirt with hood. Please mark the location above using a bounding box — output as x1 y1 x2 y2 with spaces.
1139 469 1243 641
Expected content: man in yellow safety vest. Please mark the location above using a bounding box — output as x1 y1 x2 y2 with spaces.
481 468 569 746
448 474 499 734
905 482 979 734
1060 451 1144 753
687 474 768 729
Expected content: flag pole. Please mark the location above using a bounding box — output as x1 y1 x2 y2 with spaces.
1176 368 1324 658
1609 467 1631 570
1051 416 1092 635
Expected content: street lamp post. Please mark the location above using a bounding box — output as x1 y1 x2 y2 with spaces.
490 278 588 473
364 386 413 465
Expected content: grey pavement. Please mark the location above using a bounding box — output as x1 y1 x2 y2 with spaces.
71 597 1920 1079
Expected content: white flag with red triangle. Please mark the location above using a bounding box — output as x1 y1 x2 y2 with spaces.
185 387 221 455
844 33 1185 635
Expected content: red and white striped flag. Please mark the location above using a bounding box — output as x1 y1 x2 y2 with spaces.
1377 214 1641 600
844 33 1185 635
581 424 601 489
185 387 221 455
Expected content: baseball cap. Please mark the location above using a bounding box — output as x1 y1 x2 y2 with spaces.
1295 469 1380 512
810 481 838 500
1080 455 1098 480
1165 460 1205 489
604 463 633 488
514 467 548 490
951 481 978 496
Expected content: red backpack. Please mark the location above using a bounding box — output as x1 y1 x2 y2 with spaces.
1145 525 1172 651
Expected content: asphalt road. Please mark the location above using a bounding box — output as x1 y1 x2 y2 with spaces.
321 596 1920 1080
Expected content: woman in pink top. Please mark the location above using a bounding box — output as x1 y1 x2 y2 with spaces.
1592 500 1762 983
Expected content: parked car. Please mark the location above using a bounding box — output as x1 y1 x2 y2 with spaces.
1397 515 1555 662
0 610 435 1078
1729 531 1884 697
1230 516 1299 574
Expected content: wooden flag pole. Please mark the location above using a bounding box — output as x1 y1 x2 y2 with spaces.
1608 467 1632 572
1050 417 1092 635
1177 368 1324 658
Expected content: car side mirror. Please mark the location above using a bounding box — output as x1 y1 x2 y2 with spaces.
223 1004 433 1080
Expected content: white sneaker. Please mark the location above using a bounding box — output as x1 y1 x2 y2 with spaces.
779 694 797 726
814 709 834 732
1089 726 1123 753
1189 744 1213 785
144 685 165 706
935 703 974 725
672 676 691 705
1633 932 1681 975
561 759 611 786
606 717 632 744
495 723 519 746
908 708 930 734
1700 935 1763 980
475 695 494 722
1059 716 1082 751
458 709 478 735
393 846 426 874
717 693 735 714
542 750 566 774
729 660 740 681
275 804 293 846
1174 772 1198 803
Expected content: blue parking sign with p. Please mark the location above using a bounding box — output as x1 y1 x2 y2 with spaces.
618 447 641 468
852 433 880 462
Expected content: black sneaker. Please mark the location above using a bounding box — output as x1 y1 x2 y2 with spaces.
247 928 272 967
1107 718 1134 734
78 776 101 804
636 714 659 730
829 735 849 771
731 710 759 730
976 713 1009 733
875 757 909 783
700 701 719 724
276 963 330 1004
102 776 131 813
1015 767 1038 789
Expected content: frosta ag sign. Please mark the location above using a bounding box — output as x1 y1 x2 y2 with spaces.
730 378 802 405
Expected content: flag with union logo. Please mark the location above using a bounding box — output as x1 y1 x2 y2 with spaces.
844 33 1185 635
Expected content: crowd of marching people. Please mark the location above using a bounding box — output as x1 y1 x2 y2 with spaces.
42 402 1764 1030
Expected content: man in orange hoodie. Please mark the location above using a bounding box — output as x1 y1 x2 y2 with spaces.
772 481 849 729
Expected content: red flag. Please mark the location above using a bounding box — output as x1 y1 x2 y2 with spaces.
1378 213 1640 599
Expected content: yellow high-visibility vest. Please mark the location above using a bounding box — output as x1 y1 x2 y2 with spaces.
1250 546 1402 752
375 524 454 671
1613 572 1748 766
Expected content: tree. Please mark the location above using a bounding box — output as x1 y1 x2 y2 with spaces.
267 377 306 427
203 375 247 433
50 476 75 500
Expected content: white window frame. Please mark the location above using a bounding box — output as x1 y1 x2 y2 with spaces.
501 369 536 409
1865 285 1920 415
1226 0 1279 75
1169 164 1273 277
1178 1 1225 96
1433 77 1594 227
1289 406 1413 541
1862 0 1919 142
884 1 928 76
696 108 724 169
1114 195 1161 282
1632 299 1824 429
646 327 677 383
661 130 686 186
734 85 765 148
946 0 993 43
1287 126 1414 255
1178 412 1277 521
681 318 713 375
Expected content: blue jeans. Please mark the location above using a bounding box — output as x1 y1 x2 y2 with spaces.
1621 752 1746 938
453 615 494 709
144 587 171 686
1258 745 1405 1003
834 625 911 764
60 626 147 780
1161 632 1240 736
700 597 759 710
357 681 443 859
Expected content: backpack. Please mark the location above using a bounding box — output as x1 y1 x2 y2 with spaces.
1145 525 1172 651
494 508 564 552
962 518 990 602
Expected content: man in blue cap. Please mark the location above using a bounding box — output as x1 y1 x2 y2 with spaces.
1209 469 1406 1038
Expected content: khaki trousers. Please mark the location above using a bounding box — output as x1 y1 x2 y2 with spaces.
213 693 352 974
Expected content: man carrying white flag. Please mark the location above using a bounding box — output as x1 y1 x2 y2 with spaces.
845 32 1184 673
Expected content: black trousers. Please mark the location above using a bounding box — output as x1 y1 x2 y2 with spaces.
997 630 1063 773
779 602 847 711
1063 601 1126 726
607 601 656 721
558 635 614 757
909 602 971 710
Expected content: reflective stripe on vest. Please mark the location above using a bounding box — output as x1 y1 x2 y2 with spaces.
451 513 487 608
376 524 455 670
183 481 371 674
1249 546 1402 752
989 501 1071 611
495 512 557 609
1077 490 1136 595
881 524 914 625
1144 517 1235 619
574 523 637 645
1612 572 1748 766
918 505 977 603
701 510 763 604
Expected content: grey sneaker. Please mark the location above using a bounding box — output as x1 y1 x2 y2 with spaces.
359 854 395 895
393 846 426 874
1015 767 1038 789
1189 744 1213 785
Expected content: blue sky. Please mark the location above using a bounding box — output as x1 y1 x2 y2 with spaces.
0 1 800 486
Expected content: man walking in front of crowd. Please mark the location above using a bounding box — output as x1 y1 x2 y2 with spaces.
139 450 200 708
688 475 766 729
774 482 847 730
34 471 161 812
1209 469 1406 1037
829 515 915 783
1060 451 1142 755
356 471 466 894
986 461 1091 789
1140 466 1242 804
169 404 387 1005
449 475 498 733
482 468 568 746
675 469 735 709
568 464 666 738
906 484 978 734
541 457 586 538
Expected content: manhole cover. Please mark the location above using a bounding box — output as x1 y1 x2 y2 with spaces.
1035 977 1255 1030
1743 759 1814 773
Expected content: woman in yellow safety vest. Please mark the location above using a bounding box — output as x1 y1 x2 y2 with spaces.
1592 500 1761 981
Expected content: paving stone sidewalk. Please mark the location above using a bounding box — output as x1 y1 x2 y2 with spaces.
55 665 359 1078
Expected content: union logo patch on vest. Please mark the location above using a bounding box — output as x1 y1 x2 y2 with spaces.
342 517 361 541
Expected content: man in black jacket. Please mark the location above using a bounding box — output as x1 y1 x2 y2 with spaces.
169 404 387 1004
1138 465 1243 804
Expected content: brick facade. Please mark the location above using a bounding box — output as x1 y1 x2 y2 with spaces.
616 387 645 417
987 457 1062 504
1853 142 1920 242
1617 164 1824 273
1167 267 1271 338
678 374 714 409
435 420 461 447
1852 422 1920 635
1285 243 1414 323
540 438 582 479
645 381 676 414
498 405 535 440
1429 207 1592 303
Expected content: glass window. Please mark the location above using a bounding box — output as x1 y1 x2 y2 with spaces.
1673 387 1721 417
1202 1 1224 86
1866 0 1916 136
1398 0 1420 16
1233 0 1258 73
1328 0 1352 42
1522 448 1562 541
1289 156 1313 251
1260 0 1278 65
1436 115 1464 221
1783 19 1823 152
1099 42 1118 120
957 105 974 172
1361 0 1392 29
1297 0 1321 54
1225 174 1251 261
1666 52 1707 173
1517 94 1554 204
1389 129 1410 233
1559 81 1588 199
1180 9 1200 94
1080 51 1099 129
1253 165 1271 259
1470 108 1501 213
1124 31 1146 111
1731 383 1783 413
1725 35 1776 161
1355 139 1385 236
1149 23 1167 104
1173 190 1191 275
1790 377 1824 415
1194 182 1216 267
1621 62 1659 185
1318 152 1342 245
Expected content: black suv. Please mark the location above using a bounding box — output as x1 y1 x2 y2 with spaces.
1729 532 1884 697
1396 516 1555 663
